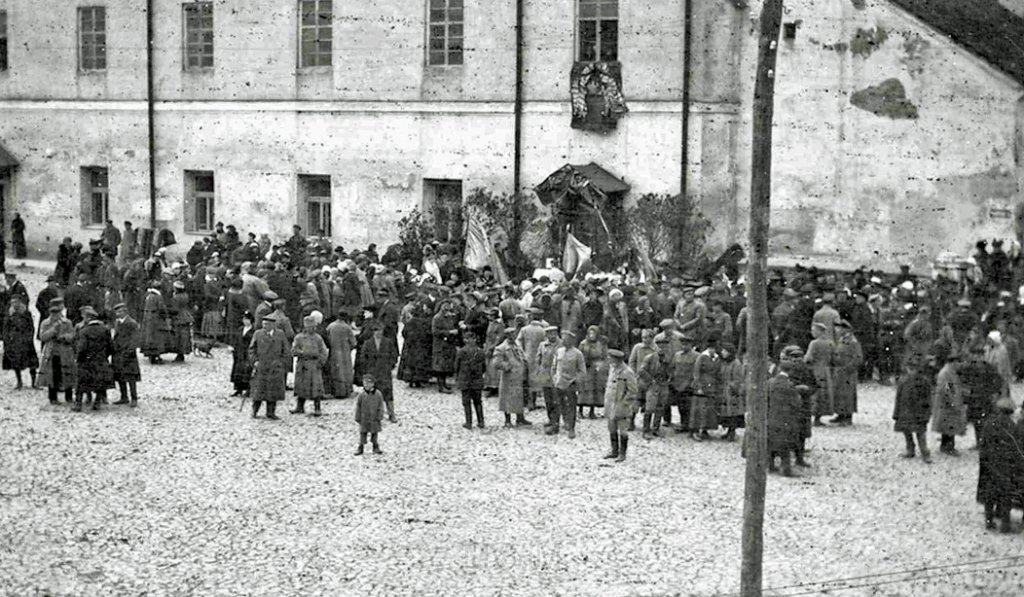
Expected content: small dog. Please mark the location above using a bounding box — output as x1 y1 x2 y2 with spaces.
193 337 215 358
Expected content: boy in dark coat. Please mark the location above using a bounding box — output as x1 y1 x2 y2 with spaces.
454 330 487 429
977 396 1022 532
892 354 933 463
354 374 384 455
111 303 142 407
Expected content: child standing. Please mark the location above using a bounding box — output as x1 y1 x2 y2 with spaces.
354 374 384 455
454 331 487 429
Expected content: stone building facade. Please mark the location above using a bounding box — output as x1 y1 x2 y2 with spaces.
0 0 1021 269
0 0 745 259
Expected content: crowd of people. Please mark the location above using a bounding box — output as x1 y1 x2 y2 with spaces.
2 219 1024 533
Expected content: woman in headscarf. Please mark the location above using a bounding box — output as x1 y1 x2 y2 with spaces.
3 298 39 389
398 302 433 388
230 312 256 397
577 325 608 420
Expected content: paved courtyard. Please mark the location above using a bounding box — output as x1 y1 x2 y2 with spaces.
0 266 1023 597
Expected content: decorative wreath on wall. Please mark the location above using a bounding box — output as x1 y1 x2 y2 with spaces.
570 61 629 133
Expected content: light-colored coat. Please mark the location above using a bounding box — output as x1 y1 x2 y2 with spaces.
604 362 639 432
292 331 328 399
326 319 356 398
38 315 77 390
932 362 967 436
249 328 292 402
493 339 526 415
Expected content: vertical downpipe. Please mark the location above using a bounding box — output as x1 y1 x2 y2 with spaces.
146 0 157 228
680 0 693 197
513 0 524 194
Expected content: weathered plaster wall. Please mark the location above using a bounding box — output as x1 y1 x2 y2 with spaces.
0 0 746 260
757 0 1023 268
1000 0 1024 18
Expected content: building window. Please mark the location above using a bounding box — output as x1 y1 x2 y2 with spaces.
81 167 109 227
299 0 332 68
184 170 215 233
0 11 8 72
78 7 107 72
578 0 617 62
299 175 332 237
427 0 463 66
183 2 214 70
783 22 798 40
423 179 462 242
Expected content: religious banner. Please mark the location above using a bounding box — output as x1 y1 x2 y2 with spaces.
464 214 509 284
562 230 592 279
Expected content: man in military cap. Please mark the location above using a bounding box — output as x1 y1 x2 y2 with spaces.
249 316 291 420
603 348 638 462
74 306 114 412
111 302 142 407
355 318 399 423
548 330 586 438
639 336 673 440
39 298 76 405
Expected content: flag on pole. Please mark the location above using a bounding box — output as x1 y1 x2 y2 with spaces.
563 231 592 279
464 214 509 284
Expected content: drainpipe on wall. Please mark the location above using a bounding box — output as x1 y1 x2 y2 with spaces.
680 0 693 197
513 0 524 195
146 0 157 229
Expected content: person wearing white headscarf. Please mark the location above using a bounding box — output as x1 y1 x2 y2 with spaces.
985 331 1012 400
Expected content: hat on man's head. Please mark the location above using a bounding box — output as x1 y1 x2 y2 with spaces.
173 281 185 290
995 396 1016 412
655 337 670 345
781 345 805 360
302 314 318 327
261 314 276 322
608 349 625 359
957 298 972 307
80 306 98 318
544 325 559 333
49 298 64 308
783 288 798 299
113 302 127 311
659 318 677 330
263 291 279 301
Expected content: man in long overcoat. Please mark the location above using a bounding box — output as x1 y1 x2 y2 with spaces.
355 320 399 423
832 321 863 425
249 317 292 420
291 315 329 416
603 349 638 463
111 302 142 406
933 352 967 456
74 307 114 412
326 311 357 399
141 284 171 363
38 299 76 405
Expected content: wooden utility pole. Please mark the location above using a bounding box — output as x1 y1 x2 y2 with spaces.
741 1 784 597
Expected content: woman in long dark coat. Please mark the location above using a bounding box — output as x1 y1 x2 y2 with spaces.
431 300 460 393
977 397 1023 532
399 304 433 387
3 298 39 388
230 312 255 396
141 285 171 363
223 278 249 348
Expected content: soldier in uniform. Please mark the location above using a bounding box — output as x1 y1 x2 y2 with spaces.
38 299 76 405
291 314 329 416
111 302 142 407
249 316 292 420
639 337 672 440
602 349 638 463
